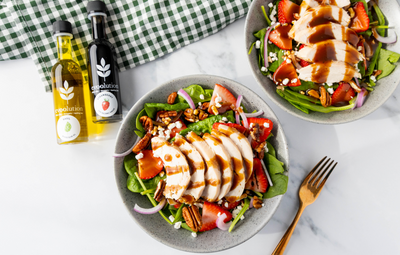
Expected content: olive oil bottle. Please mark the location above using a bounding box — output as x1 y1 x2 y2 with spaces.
86 1 122 123
51 21 88 144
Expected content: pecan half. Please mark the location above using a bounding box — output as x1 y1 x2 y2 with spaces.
250 123 261 142
373 70 383 77
139 116 153 132
154 179 166 202
198 102 210 111
132 132 152 154
182 205 202 232
167 92 177 105
254 141 266 153
319 86 331 108
158 110 178 118
349 80 362 93
307 89 320 99
198 110 208 120
252 196 263 209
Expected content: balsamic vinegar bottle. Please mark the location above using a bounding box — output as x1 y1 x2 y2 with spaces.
51 21 88 144
86 1 122 123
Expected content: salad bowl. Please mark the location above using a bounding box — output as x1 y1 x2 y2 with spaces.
114 74 289 252
245 0 400 124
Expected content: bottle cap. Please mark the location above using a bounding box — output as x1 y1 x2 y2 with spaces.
52 20 72 35
87 1 107 16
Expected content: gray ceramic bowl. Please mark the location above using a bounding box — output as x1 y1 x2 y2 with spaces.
114 75 289 253
245 0 400 124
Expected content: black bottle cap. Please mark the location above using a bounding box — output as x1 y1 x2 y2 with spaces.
87 1 107 14
52 20 72 35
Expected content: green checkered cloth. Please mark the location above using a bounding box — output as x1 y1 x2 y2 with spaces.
0 0 252 92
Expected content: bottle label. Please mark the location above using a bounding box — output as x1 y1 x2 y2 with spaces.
57 115 81 141
94 91 118 117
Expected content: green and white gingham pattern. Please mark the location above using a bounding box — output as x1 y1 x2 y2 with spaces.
0 0 252 92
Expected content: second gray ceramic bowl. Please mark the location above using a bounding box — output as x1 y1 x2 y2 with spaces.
114 74 289 253
245 0 400 124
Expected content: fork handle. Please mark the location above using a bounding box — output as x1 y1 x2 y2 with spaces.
271 203 307 255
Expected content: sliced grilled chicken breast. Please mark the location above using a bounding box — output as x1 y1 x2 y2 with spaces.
298 60 361 83
173 134 205 204
297 40 363 65
299 0 350 16
203 133 233 201
294 23 359 46
152 137 191 200
289 5 350 38
186 131 221 202
216 125 253 182
211 130 246 203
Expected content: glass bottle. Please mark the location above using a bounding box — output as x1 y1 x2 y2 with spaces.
51 20 88 145
86 1 122 123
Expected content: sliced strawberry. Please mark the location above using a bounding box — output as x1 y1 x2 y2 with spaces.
350 2 370 33
212 122 247 135
331 82 356 106
299 45 310 67
273 60 301 87
269 24 293 50
278 0 300 24
246 117 273 144
208 84 237 115
199 201 232 232
221 200 242 211
138 150 164 179
169 120 187 138
245 158 269 193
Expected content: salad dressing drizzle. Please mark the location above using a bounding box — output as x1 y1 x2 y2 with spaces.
314 41 338 62
309 6 339 27
310 61 332 83
307 24 359 46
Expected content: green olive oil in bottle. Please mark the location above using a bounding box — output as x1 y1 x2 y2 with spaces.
51 21 88 144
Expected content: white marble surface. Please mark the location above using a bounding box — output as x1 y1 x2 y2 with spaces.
1 17 400 255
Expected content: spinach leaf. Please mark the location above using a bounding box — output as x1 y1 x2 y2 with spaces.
288 80 318 92
372 3 387 36
366 42 382 76
358 61 366 78
179 111 235 136
289 101 310 114
134 130 145 138
144 102 189 119
124 153 165 193
266 141 276 158
136 108 147 133
377 49 400 80
263 153 288 199
176 85 213 105
254 28 268 75
268 44 285 73
261 5 271 26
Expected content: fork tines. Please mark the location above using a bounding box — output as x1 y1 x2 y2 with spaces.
305 156 338 189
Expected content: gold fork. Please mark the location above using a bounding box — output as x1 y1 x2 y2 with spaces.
271 156 338 255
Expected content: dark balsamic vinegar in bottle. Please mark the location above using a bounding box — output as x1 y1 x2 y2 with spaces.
86 1 122 123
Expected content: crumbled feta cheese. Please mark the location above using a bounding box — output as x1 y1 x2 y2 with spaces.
357 46 362 51
169 215 175 222
215 102 222 108
250 123 254 128
285 59 291 64
200 94 204 100
194 202 203 208
240 215 245 220
225 202 229 207
198 102 202 106
222 117 228 122
255 40 261 49
216 93 222 103
164 129 171 136
228 121 232 123
159 171 165 177
174 222 182 229
270 6 277 23
282 78 289 85
158 126 165 131
175 121 182 129
218 200 223 204
327 88 334 94
263 122 270 128
261 66 267 72
168 123 176 130
371 75 377 82
191 232 197 237
326 82 333 87
217 212 221 217
267 74 273 80
262 203 265 207
268 2 273 7
135 152 144 160
237 205 243 210
268 40 272 44
291 78 298 84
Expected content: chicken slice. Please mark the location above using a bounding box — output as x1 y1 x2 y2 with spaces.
211 130 246 203
173 134 205 204
297 40 363 65
186 131 221 202
298 60 361 83
289 5 350 38
151 137 191 200
299 0 350 16
216 125 253 182
294 23 359 46
203 133 233 201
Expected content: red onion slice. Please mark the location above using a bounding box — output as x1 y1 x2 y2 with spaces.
113 136 141 158
372 28 397 44
244 110 264 117
216 213 232 231
235 112 240 125
264 24 278 69
235 95 249 129
133 198 166 215
178 89 196 109
260 158 273 187
356 87 368 108
249 197 254 209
